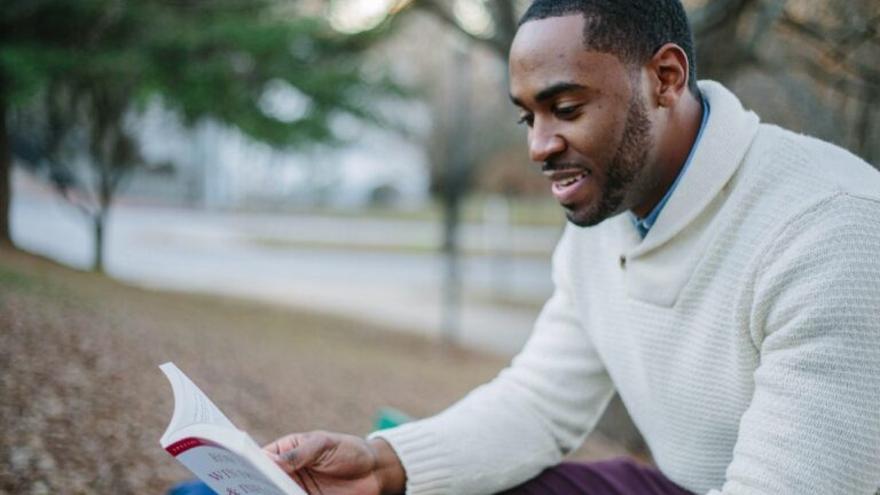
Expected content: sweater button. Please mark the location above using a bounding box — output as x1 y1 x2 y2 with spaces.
619 255 626 269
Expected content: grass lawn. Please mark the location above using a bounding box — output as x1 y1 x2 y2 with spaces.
0 247 631 494
244 195 568 228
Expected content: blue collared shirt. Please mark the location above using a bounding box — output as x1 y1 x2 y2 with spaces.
631 98 710 238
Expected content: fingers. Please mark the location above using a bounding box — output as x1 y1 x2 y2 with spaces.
263 433 300 459
298 470 326 495
263 431 334 474
290 471 311 495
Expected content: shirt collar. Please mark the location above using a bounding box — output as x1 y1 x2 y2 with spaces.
630 96 711 238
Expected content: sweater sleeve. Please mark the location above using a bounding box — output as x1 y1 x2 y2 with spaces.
710 194 880 495
370 227 616 495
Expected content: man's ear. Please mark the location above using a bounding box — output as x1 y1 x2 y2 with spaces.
647 43 690 108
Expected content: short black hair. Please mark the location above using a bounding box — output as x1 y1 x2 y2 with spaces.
519 0 699 95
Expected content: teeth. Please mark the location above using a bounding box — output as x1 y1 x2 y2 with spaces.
556 173 586 187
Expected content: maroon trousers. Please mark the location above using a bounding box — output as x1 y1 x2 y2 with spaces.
497 458 695 495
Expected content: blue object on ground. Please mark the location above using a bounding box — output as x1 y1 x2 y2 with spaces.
167 479 215 495
373 406 413 431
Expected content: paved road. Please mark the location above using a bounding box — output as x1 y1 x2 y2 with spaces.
11 174 562 356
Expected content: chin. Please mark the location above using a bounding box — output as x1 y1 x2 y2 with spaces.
563 205 606 227
563 196 627 227
565 213 607 228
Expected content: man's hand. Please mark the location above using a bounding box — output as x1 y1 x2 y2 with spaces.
263 431 405 495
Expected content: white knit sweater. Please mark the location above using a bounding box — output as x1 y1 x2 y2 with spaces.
373 82 880 495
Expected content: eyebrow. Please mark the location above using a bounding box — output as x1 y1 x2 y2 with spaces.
509 81 590 107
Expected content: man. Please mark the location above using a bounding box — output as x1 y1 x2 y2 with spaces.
265 1 880 494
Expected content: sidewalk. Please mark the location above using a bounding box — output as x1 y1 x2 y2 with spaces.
11 172 561 356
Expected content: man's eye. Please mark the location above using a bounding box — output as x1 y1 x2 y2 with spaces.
517 114 534 127
554 105 579 118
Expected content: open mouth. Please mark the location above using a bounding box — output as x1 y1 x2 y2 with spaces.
546 169 591 204
553 172 588 188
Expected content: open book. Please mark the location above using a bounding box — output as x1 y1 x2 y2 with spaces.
159 362 306 495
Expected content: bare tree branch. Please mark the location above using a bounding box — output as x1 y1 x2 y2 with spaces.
54 181 98 219
779 11 879 48
793 56 880 96
690 0 756 38
779 11 879 55
778 11 880 86
743 0 786 51
486 0 518 55
409 0 510 59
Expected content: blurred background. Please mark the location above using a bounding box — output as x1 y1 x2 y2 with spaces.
1 0 877 493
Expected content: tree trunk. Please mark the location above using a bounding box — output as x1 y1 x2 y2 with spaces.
91 164 117 274
441 191 461 346
92 211 105 273
440 45 473 346
856 83 878 167
0 94 11 247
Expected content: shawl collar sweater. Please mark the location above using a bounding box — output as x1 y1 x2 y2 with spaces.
373 81 880 495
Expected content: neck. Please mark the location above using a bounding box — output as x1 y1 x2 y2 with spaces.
630 90 704 218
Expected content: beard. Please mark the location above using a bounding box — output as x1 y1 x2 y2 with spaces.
565 92 652 227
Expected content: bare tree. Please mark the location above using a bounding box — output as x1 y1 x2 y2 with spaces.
411 0 522 59
404 0 879 165
390 1 526 343
691 0 879 164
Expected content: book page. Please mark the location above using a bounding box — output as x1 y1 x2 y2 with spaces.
169 435 298 495
160 362 236 442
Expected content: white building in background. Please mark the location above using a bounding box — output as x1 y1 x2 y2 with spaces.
123 1 507 212
129 94 431 211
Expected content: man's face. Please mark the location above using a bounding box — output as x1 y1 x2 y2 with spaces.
509 14 656 227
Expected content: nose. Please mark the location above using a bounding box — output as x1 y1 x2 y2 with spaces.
528 121 565 163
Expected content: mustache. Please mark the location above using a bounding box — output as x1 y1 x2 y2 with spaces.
542 161 590 174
